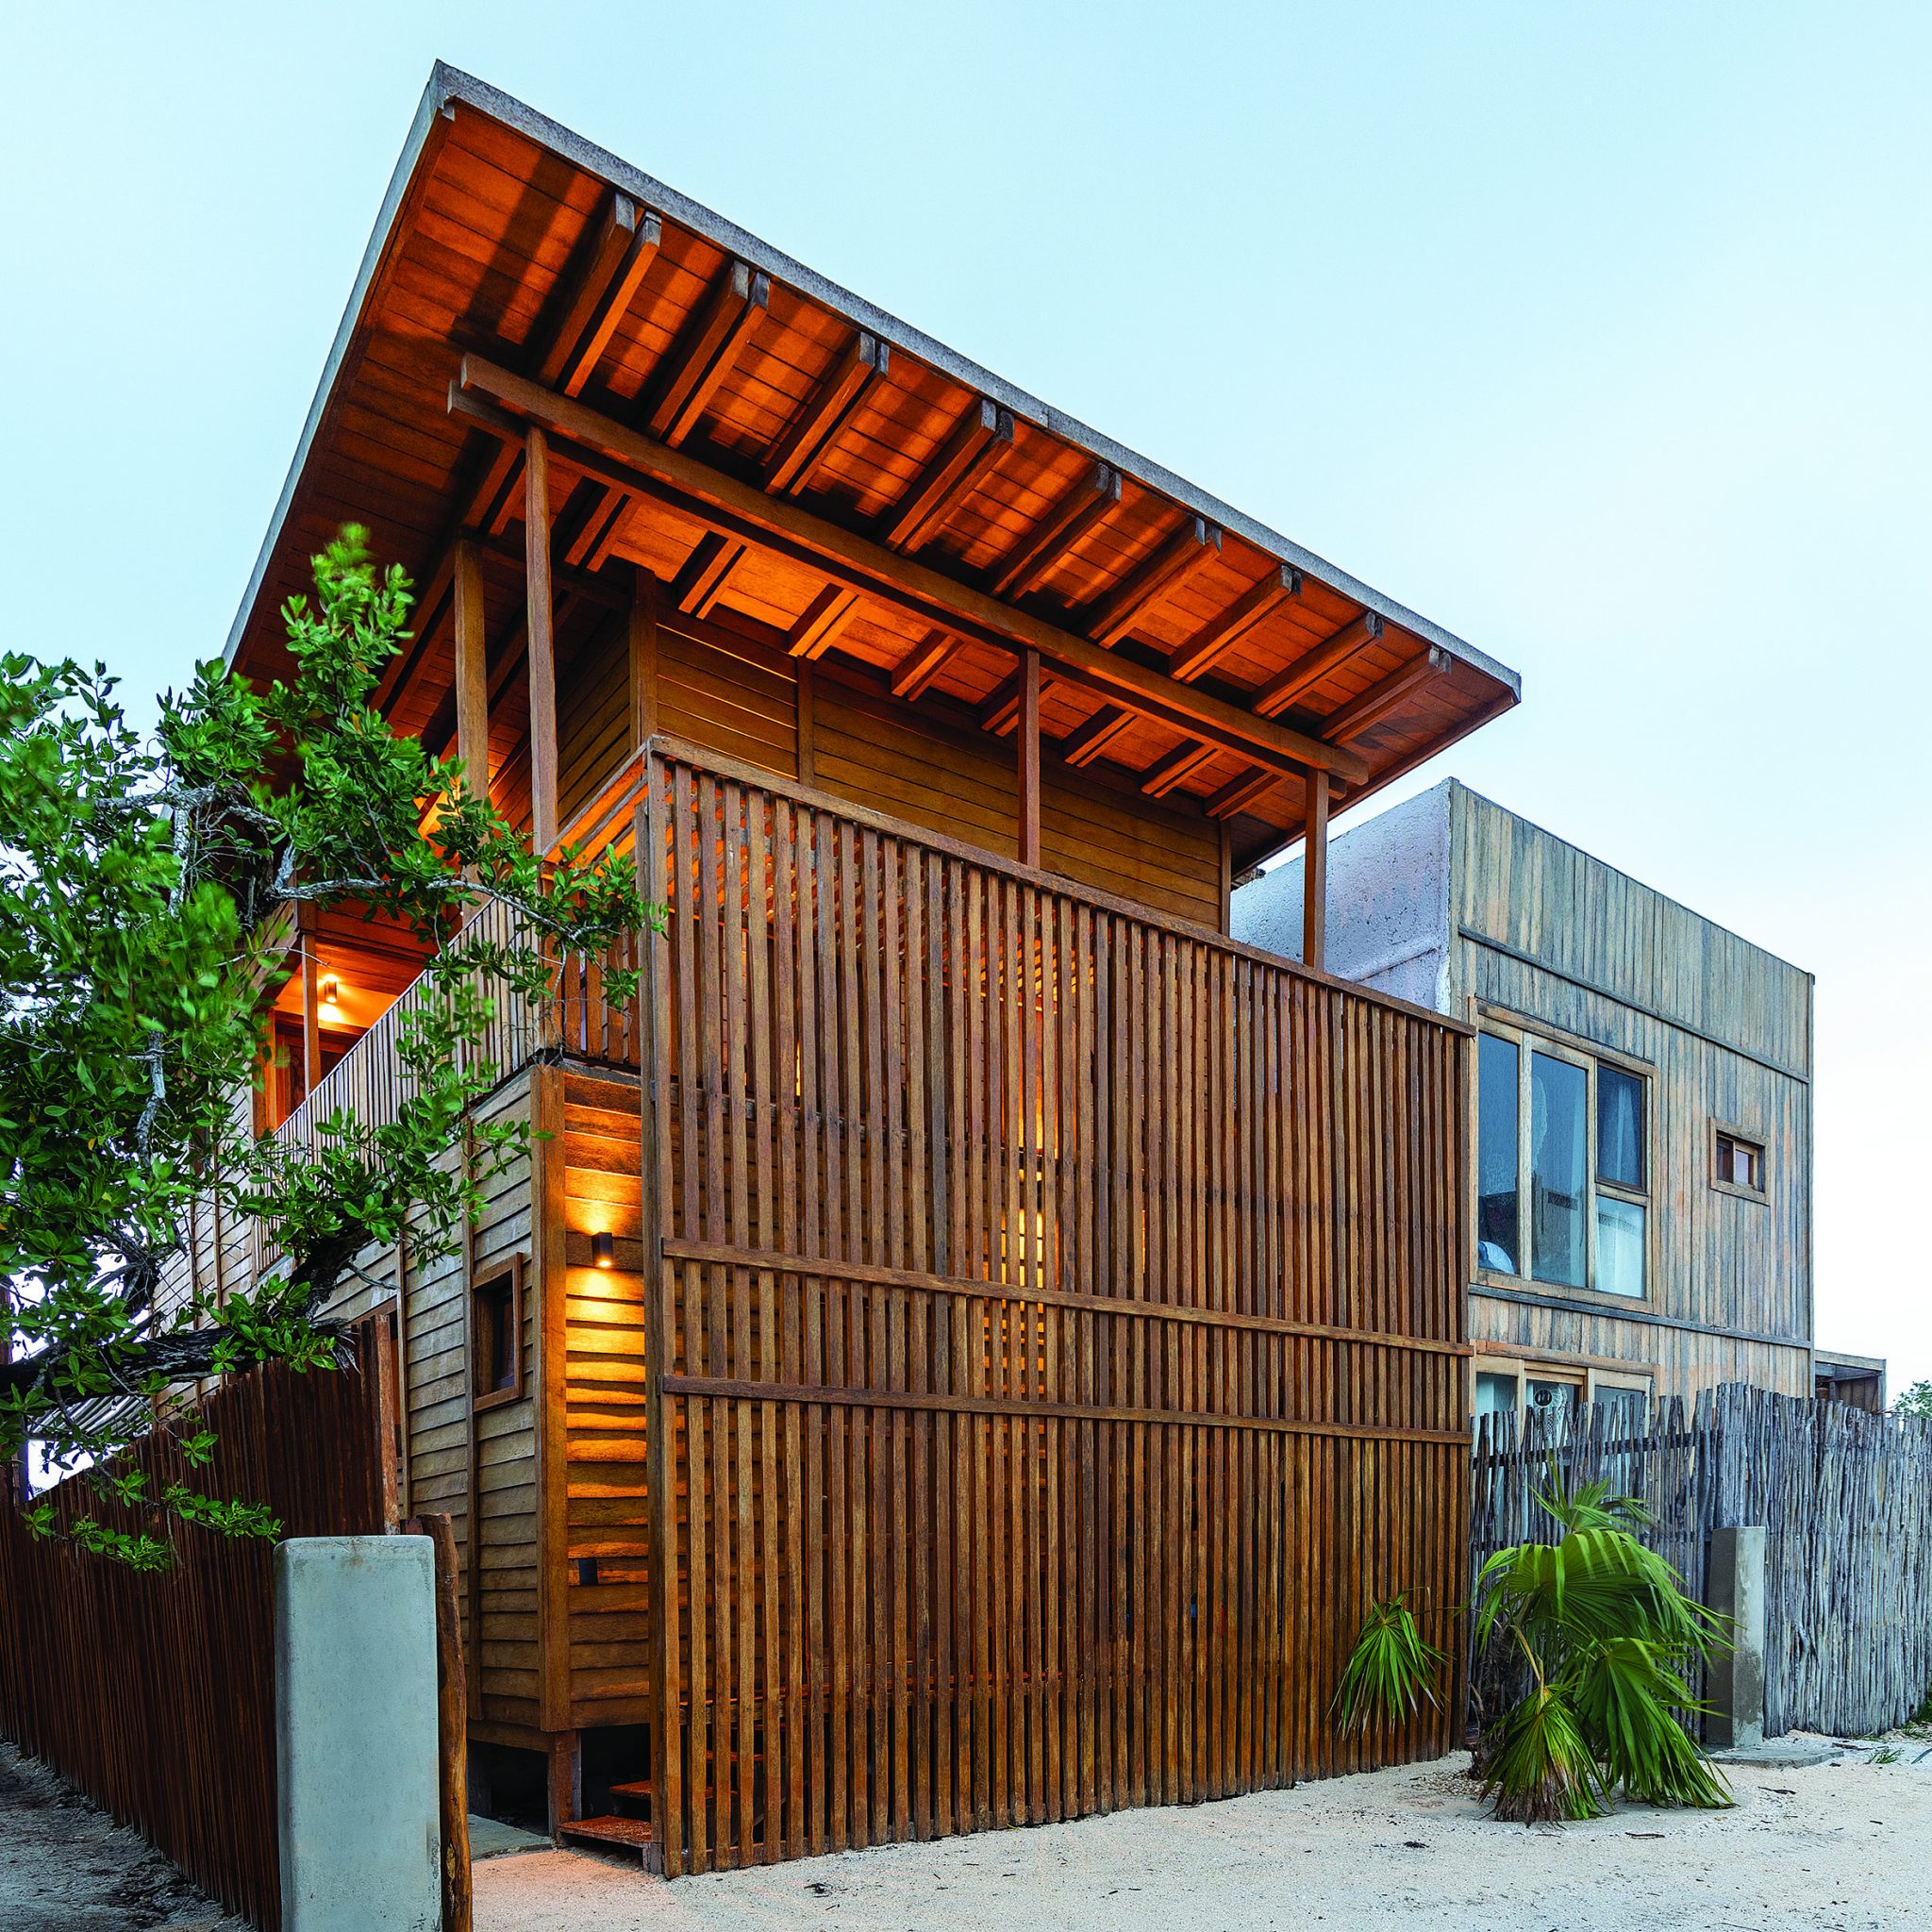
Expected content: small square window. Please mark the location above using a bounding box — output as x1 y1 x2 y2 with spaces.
473 1257 525 1406
1713 1126 1766 1197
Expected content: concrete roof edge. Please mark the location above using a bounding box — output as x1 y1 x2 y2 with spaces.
425 64 1522 698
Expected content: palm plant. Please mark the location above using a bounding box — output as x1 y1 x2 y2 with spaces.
1331 1592 1446 1734
1470 1477 1733 1823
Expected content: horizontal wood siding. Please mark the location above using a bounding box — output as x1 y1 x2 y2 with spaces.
641 748 1470 1874
562 1073 653 1726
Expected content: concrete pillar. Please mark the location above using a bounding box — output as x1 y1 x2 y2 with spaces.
1706 1524 1767 1749
275 1537 441 1931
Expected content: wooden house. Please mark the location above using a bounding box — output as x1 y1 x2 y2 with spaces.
173 65 1523 1871
1234 779 1813 1419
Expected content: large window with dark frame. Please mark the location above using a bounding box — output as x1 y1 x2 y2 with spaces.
1476 1026 1648 1297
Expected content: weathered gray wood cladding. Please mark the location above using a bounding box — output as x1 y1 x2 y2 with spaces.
1454 787 1812 1399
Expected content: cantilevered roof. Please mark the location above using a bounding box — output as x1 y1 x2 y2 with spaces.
226 62 1521 868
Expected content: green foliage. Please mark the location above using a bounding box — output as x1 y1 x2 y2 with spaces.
1892 1380 1932 1421
1472 1477 1732 1824
1332 1593 1446 1734
0 525 657 1557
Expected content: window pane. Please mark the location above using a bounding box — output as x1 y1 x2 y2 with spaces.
1530 1052 1588 1287
1595 1384 1648 1424
1476 1034 1520 1273
1595 1194 1645 1296
1474 1372 1518 1417
1597 1064 1644 1190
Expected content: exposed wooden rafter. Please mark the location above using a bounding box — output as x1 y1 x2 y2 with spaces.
1138 740 1216 798
1088 516 1221 647
1203 767 1283 820
1058 705 1134 768
535 193 663 398
451 358 1371 784
646 260 771 448
671 532 748 618
991 461 1121 598
1321 646 1451 743
1169 564 1303 683
1253 613 1383 719
786 585 862 660
885 399 1014 552
889 628 958 701
766 331 889 495
977 672 1026 736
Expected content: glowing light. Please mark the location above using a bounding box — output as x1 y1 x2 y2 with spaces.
591 1231 616 1269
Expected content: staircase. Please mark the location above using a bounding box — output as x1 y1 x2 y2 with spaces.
556 1778 658 1871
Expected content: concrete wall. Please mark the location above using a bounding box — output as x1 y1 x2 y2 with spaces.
275 1537 441 1932
1231 779 1453 1012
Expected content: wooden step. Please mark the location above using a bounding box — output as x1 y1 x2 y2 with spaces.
557 1813 658 1869
607 1779 654 1817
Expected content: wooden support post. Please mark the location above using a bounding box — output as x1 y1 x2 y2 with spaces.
547 1730 582 1836
453 538 490 794
533 1067 572 1737
1302 767 1329 973
299 911 322 1099
525 425 558 855
407 1512 473 1932
795 663 816 787
1017 646 1041 869
628 567 658 751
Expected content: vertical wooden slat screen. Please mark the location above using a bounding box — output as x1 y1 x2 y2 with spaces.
637 743 1472 1875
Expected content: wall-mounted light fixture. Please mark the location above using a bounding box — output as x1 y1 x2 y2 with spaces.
318 974 342 1014
591 1231 616 1269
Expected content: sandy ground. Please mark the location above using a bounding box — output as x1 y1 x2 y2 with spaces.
475 1740 1932 1932
0 1740 248 1931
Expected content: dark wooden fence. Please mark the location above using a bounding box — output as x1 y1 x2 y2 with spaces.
1471 1385 1932 1739
0 1353 391 1930
637 743 1472 1875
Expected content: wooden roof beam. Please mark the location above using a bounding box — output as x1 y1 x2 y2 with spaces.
889 628 960 701
885 399 1014 552
670 532 748 618
646 260 771 448
1169 564 1304 684
1138 740 1217 798
991 461 1121 598
450 358 1370 784
765 331 890 496
535 192 663 397
1088 516 1221 647
1204 767 1284 820
1058 704 1134 768
1321 646 1452 743
977 668 1035 736
786 584 862 661
1253 612 1383 718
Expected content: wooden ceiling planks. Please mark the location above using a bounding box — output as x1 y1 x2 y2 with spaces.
226 82 1518 873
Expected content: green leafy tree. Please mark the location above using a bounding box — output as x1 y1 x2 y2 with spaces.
0 527 651 1563
1892 1380 1932 1421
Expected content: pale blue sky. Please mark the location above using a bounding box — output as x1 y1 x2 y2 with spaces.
7 5 1928 1384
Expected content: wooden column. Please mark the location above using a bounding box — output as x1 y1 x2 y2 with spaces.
453 538 490 794
525 425 558 855
298 910 322 1099
629 566 658 750
1302 766 1329 973
795 663 816 786
1016 645 1041 868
